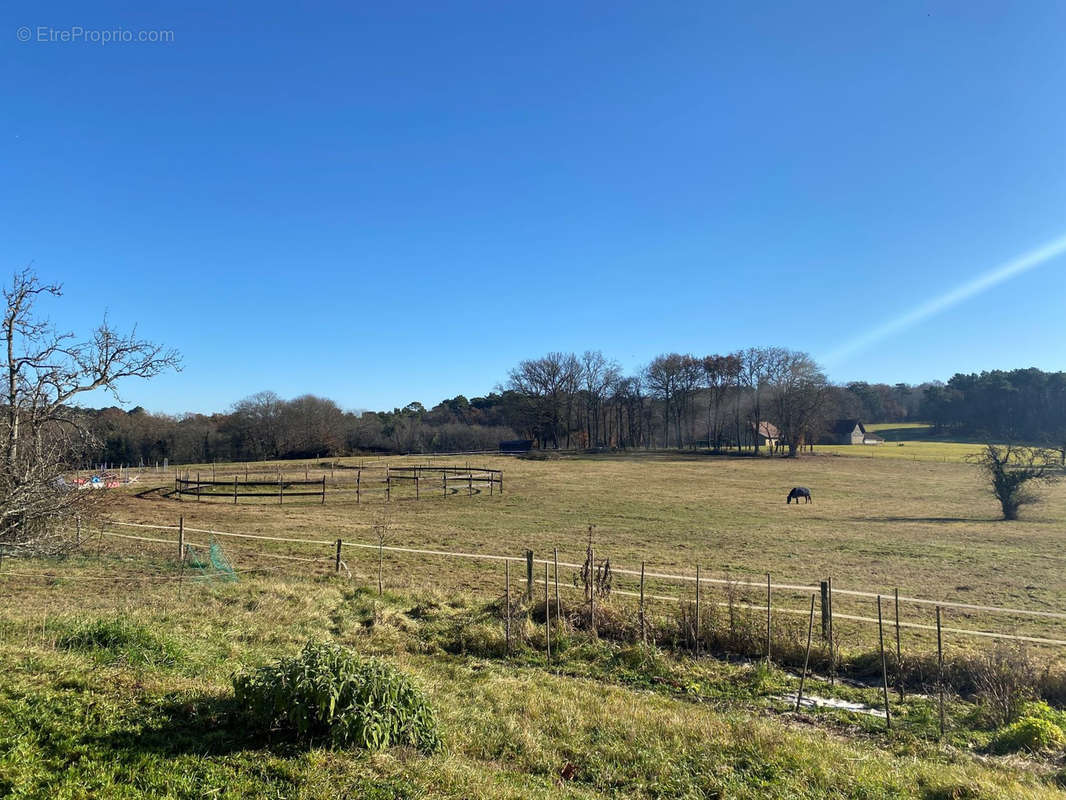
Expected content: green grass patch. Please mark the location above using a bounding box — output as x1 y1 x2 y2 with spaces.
54 616 183 668
2 571 1065 798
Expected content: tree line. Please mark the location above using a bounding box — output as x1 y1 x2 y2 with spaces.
6 266 1059 556
923 368 1066 461
68 353 1065 467
76 348 944 465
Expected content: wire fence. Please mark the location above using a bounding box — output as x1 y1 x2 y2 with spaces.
90 519 1066 649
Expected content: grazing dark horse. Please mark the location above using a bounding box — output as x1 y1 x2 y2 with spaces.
787 487 812 504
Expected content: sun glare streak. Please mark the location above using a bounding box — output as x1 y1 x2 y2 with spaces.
822 233 1066 366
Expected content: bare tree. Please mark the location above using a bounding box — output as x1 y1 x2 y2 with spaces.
766 350 830 457
702 353 741 451
581 350 620 448
1 268 180 554
740 347 772 454
971 444 1059 520
506 353 578 449
227 391 285 460
644 354 684 448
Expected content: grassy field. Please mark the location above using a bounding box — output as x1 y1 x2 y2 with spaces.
4 447 1066 797
818 422 986 461
3 561 1066 799
103 447 1066 650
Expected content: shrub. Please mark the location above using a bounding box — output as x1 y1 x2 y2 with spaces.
232 641 442 752
970 643 1037 726
1019 700 1066 729
55 617 182 667
990 716 1066 754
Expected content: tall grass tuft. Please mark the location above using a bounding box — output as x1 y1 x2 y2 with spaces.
233 640 442 753
55 617 183 668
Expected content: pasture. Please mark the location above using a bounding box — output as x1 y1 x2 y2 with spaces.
97 444 1066 652
4 445 1066 798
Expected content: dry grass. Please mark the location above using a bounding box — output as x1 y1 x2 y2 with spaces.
102 448 1066 656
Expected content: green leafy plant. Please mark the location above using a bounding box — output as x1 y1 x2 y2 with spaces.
232 641 442 753
990 716 1066 754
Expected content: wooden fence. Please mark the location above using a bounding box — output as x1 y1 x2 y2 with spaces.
175 474 327 504
385 465 503 501
170 465 504 504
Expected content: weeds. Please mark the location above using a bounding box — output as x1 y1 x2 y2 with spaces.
233 640 442 753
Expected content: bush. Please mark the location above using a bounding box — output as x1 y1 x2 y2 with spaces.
990 716 1066 754
970 643 1037 726
55 617 182 668
232 641 442 752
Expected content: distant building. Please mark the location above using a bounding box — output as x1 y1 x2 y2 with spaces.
751 421 780 448
499 439 533 453
819 419 884 445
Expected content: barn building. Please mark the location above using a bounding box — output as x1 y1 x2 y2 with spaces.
819 419 884 445
751 421 781 449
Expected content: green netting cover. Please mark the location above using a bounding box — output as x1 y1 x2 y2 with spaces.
184 536 237 581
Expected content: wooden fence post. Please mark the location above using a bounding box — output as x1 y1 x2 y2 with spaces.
234 475 238 504
695 564 701 655
386 465 391 503
357 468 361 503
500 470 504 494
877 595 891 730
937 605 945 738
640 561 646 645
828 575 835 686
765 572 772 662
554 547 561 629
335 539 342 573
820 580 829 640
415 468 420 500
468 471 472 497
197 471 201 502
378 538 384 595
545 562 551 662
590 546 597 638
796 594 816 712
525 549 534 602
895 587 903 702
505 560 511 654
321 475 326 504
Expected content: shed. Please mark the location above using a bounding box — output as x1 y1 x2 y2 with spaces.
819 419 868 445
751 421 781 448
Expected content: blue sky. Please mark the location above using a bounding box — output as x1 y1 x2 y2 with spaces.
3 1 1065 414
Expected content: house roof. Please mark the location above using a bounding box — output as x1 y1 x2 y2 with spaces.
751 421 780 438
829 419 866 435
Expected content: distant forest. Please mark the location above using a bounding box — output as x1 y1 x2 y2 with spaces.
80 350 1066 465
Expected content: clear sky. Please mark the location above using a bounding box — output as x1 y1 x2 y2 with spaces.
3 1 1065 415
